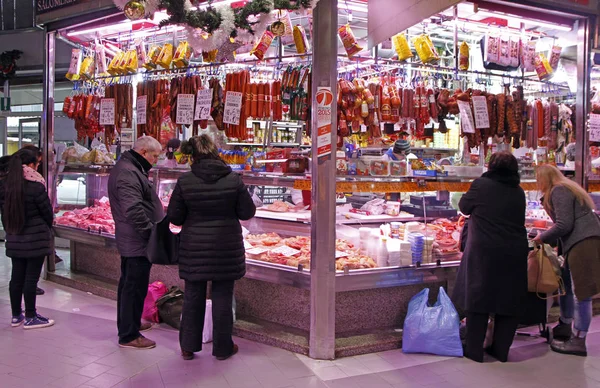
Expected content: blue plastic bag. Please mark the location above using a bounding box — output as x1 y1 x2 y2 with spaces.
402 287 463 357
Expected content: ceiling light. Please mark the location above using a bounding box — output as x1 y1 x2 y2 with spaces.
475 10 572 32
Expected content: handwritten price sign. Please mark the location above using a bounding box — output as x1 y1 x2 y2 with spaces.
194 88 213 121
223 91 243 125
99 98 115 126
457 100 475 134
176 94 195 125
136 95 147 125
471 96 490 129
589 113 600 142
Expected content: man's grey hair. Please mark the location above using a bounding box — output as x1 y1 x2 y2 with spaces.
133 136 162 153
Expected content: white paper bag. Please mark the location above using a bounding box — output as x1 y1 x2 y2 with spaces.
202 300 213 344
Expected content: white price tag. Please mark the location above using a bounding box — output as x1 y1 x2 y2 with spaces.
394 123 401 132
457 100 476 134
99 98 115 126
270 245 301 257
590 114 600 142
335 250 349 259
136 95 147 125
246 247 268 256
223 91 243 125
176 94 195 125
194 88 213 121
244 240 253 250
471 96 490 129
360 124 367 133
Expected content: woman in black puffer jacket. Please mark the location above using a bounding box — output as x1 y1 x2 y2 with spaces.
168 135 256 361
0 149 54 329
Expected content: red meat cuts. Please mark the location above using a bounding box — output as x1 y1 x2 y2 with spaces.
55 200 115 235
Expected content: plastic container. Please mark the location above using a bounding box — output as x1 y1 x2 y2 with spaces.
386 201 401 217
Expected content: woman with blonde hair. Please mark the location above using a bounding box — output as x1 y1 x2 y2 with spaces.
534 164 600 356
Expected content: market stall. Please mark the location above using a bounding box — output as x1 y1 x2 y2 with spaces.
37 0 597 359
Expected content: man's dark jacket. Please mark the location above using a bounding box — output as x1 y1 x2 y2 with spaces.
108 150 163 257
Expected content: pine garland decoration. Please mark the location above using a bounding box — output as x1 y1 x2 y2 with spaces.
157 0 316 37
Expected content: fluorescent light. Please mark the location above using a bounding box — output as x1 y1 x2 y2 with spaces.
67 20 133 37
475 10 572 32
338 1 368 13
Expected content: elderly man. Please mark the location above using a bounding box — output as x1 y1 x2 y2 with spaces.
108 136 164 349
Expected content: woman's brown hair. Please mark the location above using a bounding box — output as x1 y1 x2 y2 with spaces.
180 135 220 163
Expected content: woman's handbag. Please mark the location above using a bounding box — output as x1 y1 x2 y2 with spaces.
157 286 184 329
147 216 179 265
528 244 565 298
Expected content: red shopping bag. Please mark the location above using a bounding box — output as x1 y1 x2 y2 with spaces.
142 281 168 323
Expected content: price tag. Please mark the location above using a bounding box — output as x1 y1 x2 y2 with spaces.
136 95 147 125
360 124 367 133
270 245 301 257
471 96 490 129
194 88 213 121
590 113 600 142
244 240 253 250
99 98 115 126
223 91 243 125
246 247 268 256
176 94 195 125
457 100 475 134
335 250 349 259
394 123 401 132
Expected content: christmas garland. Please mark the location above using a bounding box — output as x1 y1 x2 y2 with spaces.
114 0 317 53
159 0 314 37
0 50 22 81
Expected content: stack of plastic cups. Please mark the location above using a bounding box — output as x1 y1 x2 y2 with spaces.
422 237 434 264
387 239 401 266
368 230 381 259
398 241 412 266
359 227 372 254
408 232 425 264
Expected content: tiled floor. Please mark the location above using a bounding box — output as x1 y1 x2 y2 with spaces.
1 256 600 387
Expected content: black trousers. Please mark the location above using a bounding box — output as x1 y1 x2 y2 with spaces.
466 312 520 362
180 280 235 358
9 257 45 318
117 256 151 344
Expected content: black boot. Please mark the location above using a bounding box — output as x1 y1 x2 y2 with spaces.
552 319 572 340
36 287 45 296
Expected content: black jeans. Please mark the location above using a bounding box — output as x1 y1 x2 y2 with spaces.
10 257 45 318
117 256 151 344
180 280 235 358
466 312 520 362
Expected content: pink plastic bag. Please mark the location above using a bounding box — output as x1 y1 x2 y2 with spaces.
143 281 168 323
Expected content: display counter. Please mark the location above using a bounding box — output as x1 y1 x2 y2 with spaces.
50 164 467 355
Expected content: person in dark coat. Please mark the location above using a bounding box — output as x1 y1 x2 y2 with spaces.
452 152 528 363
108 136 164 350
168 135 256 361
0 149 54 329
533 164 600 357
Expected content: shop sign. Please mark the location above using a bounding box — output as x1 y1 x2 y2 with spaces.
316 87 333 159
37 0 82 14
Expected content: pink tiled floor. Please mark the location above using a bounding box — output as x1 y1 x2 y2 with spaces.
1 254 600 387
